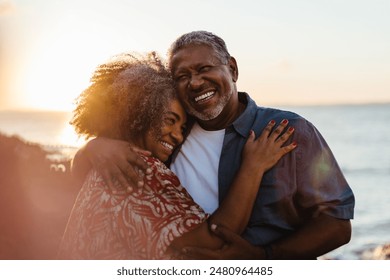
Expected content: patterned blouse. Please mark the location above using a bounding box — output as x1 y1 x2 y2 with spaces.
58 155 208 259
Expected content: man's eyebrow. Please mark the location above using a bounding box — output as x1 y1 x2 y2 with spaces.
173 62 207 73
172 68 187 76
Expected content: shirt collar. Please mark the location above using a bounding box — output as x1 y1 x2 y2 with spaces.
230 92 257 138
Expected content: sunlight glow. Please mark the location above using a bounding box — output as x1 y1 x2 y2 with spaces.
1 0 389 111
21 39 96 111
11 0 164 112
58 123 86 148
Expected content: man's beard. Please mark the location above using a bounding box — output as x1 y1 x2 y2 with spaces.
187 90 233 121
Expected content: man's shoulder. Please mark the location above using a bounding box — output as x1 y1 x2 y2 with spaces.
257 105 300 117
254 104 306 125
241 92 304 121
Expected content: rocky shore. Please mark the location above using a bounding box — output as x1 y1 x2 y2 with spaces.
0 133 81 259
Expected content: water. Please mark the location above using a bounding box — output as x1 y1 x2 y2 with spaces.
279 103 390 259
1 104 389 259
0 110 85 160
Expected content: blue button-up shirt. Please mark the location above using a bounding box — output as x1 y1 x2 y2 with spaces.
170 92 355 246
218 92 354 245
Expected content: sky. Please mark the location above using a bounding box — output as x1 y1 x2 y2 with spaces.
0 0 389 111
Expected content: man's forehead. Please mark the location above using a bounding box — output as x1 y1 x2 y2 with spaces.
171 45 220 70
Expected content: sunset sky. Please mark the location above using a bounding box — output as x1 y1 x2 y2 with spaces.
0 0 389 111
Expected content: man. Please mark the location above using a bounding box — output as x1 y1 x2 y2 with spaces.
72 31 354 259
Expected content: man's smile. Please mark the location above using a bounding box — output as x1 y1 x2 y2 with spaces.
193 90 216 104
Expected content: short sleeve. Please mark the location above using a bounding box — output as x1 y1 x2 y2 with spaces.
295 120 355 219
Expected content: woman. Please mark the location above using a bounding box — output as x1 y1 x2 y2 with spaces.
57 52 296 259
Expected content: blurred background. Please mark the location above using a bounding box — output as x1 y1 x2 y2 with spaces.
0 0 389 259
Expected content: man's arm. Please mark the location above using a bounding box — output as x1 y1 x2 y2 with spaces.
71 137 152 191
182 214 351 259
70 144 93 184
271 214 351 259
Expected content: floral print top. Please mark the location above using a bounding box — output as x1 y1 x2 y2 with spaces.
58 155 208 259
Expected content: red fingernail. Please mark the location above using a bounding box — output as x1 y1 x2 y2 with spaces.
288 127 294 132
270 120 276 125
292 141 297 146
282 119 288 125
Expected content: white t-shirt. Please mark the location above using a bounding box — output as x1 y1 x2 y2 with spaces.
171 122 225 214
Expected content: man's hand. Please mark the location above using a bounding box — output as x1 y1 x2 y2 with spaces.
181 224 265 260
72 137 152 192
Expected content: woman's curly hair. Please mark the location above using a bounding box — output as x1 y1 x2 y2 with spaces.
70 52 176 142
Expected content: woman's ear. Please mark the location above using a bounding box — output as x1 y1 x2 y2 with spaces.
228 56 239 82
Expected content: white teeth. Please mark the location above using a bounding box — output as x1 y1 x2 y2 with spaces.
161 141 173 150
195 91 214 102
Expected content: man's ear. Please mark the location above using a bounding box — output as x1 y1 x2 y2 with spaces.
228 56 238 82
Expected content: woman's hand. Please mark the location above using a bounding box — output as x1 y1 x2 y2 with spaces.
72 137 152 192
242 119 297 173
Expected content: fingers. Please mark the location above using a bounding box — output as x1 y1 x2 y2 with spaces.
280 141 298 156
132 146 152 157
258 120 276 141
247 130 256 143
258 119 295 145
122 151 152 192
180 224 238 260
268 120 297 156
100 168 116 192
129 153 152 175
86 137 152 192
100 165 128 193
119 161 142 189
210 224 242 244
276 126 294 145
268 119 289 142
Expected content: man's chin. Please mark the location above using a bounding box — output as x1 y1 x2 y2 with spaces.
188 108 223 122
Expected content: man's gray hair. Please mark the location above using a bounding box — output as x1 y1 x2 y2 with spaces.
167 31 231 68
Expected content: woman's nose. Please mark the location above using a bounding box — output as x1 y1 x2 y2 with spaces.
171 126 184 144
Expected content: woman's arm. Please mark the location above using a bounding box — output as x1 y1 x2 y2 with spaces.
169 120 297 251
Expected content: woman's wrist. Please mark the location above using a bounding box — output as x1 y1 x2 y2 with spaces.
239 161 266 177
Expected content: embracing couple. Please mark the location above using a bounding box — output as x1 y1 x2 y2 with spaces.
58 31 355 260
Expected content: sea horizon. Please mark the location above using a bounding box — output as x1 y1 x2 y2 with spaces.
2 99 390 113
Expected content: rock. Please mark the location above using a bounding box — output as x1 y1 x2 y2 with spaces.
361 244 390 260
370 244 390 260
0 133 81 259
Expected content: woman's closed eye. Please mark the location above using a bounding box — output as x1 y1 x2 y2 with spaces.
163 117 176 126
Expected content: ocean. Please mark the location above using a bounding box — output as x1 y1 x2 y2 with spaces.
1 104 389 260
0 110 85 160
